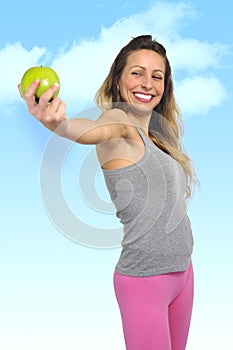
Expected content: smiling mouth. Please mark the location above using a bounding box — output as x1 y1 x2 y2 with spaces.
133 92 155 102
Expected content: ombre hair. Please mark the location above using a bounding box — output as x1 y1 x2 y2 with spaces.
95 35 198 197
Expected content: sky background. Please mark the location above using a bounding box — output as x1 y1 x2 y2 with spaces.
1 0 233 349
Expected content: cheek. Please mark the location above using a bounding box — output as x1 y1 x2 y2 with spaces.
157 82 165 96
123 80 135 91
120 75 138 91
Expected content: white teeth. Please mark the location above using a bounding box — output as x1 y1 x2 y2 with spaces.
134 93 152 100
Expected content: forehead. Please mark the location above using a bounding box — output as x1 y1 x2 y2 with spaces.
125 49 165 71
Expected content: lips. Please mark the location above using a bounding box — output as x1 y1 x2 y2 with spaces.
133 92 155 102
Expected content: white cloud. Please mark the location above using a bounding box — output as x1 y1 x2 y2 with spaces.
0 43 49 105
175 75 228 115
168 38 229 72
0 1 230 116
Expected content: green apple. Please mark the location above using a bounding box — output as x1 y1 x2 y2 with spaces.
20 66 60 101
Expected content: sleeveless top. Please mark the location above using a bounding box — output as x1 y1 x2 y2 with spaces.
102 126 193 277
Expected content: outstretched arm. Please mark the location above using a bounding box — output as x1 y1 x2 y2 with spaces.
18 80 127 145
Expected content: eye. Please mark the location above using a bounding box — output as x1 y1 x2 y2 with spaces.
132 71 142 76
152 75 163 80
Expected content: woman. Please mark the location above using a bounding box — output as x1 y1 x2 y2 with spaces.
19 35 198 350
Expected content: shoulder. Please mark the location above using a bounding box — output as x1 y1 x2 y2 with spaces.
96 108 132 140
96 108 144 151
97 108 128 124
99 108 142 134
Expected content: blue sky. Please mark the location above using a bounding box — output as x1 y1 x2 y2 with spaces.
1 1 233 349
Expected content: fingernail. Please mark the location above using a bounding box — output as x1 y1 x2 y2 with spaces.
54 82 59 87
35 79 40 83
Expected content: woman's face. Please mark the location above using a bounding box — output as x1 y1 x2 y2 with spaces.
118 49 165 112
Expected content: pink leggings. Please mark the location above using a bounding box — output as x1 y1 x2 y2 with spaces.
113 262 194 350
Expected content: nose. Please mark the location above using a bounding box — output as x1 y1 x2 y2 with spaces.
141 75 153 90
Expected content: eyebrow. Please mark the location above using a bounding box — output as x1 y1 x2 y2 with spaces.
130 65 165 74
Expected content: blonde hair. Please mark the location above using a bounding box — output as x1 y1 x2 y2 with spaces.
95 35 198 198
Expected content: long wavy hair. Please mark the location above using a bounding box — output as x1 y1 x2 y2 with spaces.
95 35 198 197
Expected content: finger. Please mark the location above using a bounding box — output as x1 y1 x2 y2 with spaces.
58 101 66 115
48 96 63 112
24 79 41 98
23 79 41 110
38 83 60 107
53 102 68 133
18 84 24 99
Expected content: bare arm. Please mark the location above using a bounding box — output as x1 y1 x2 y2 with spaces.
19 80 128 144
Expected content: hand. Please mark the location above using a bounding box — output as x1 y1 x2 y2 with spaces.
18 80 67 132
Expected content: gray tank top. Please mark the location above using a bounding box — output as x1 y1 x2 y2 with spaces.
102 126 193 277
